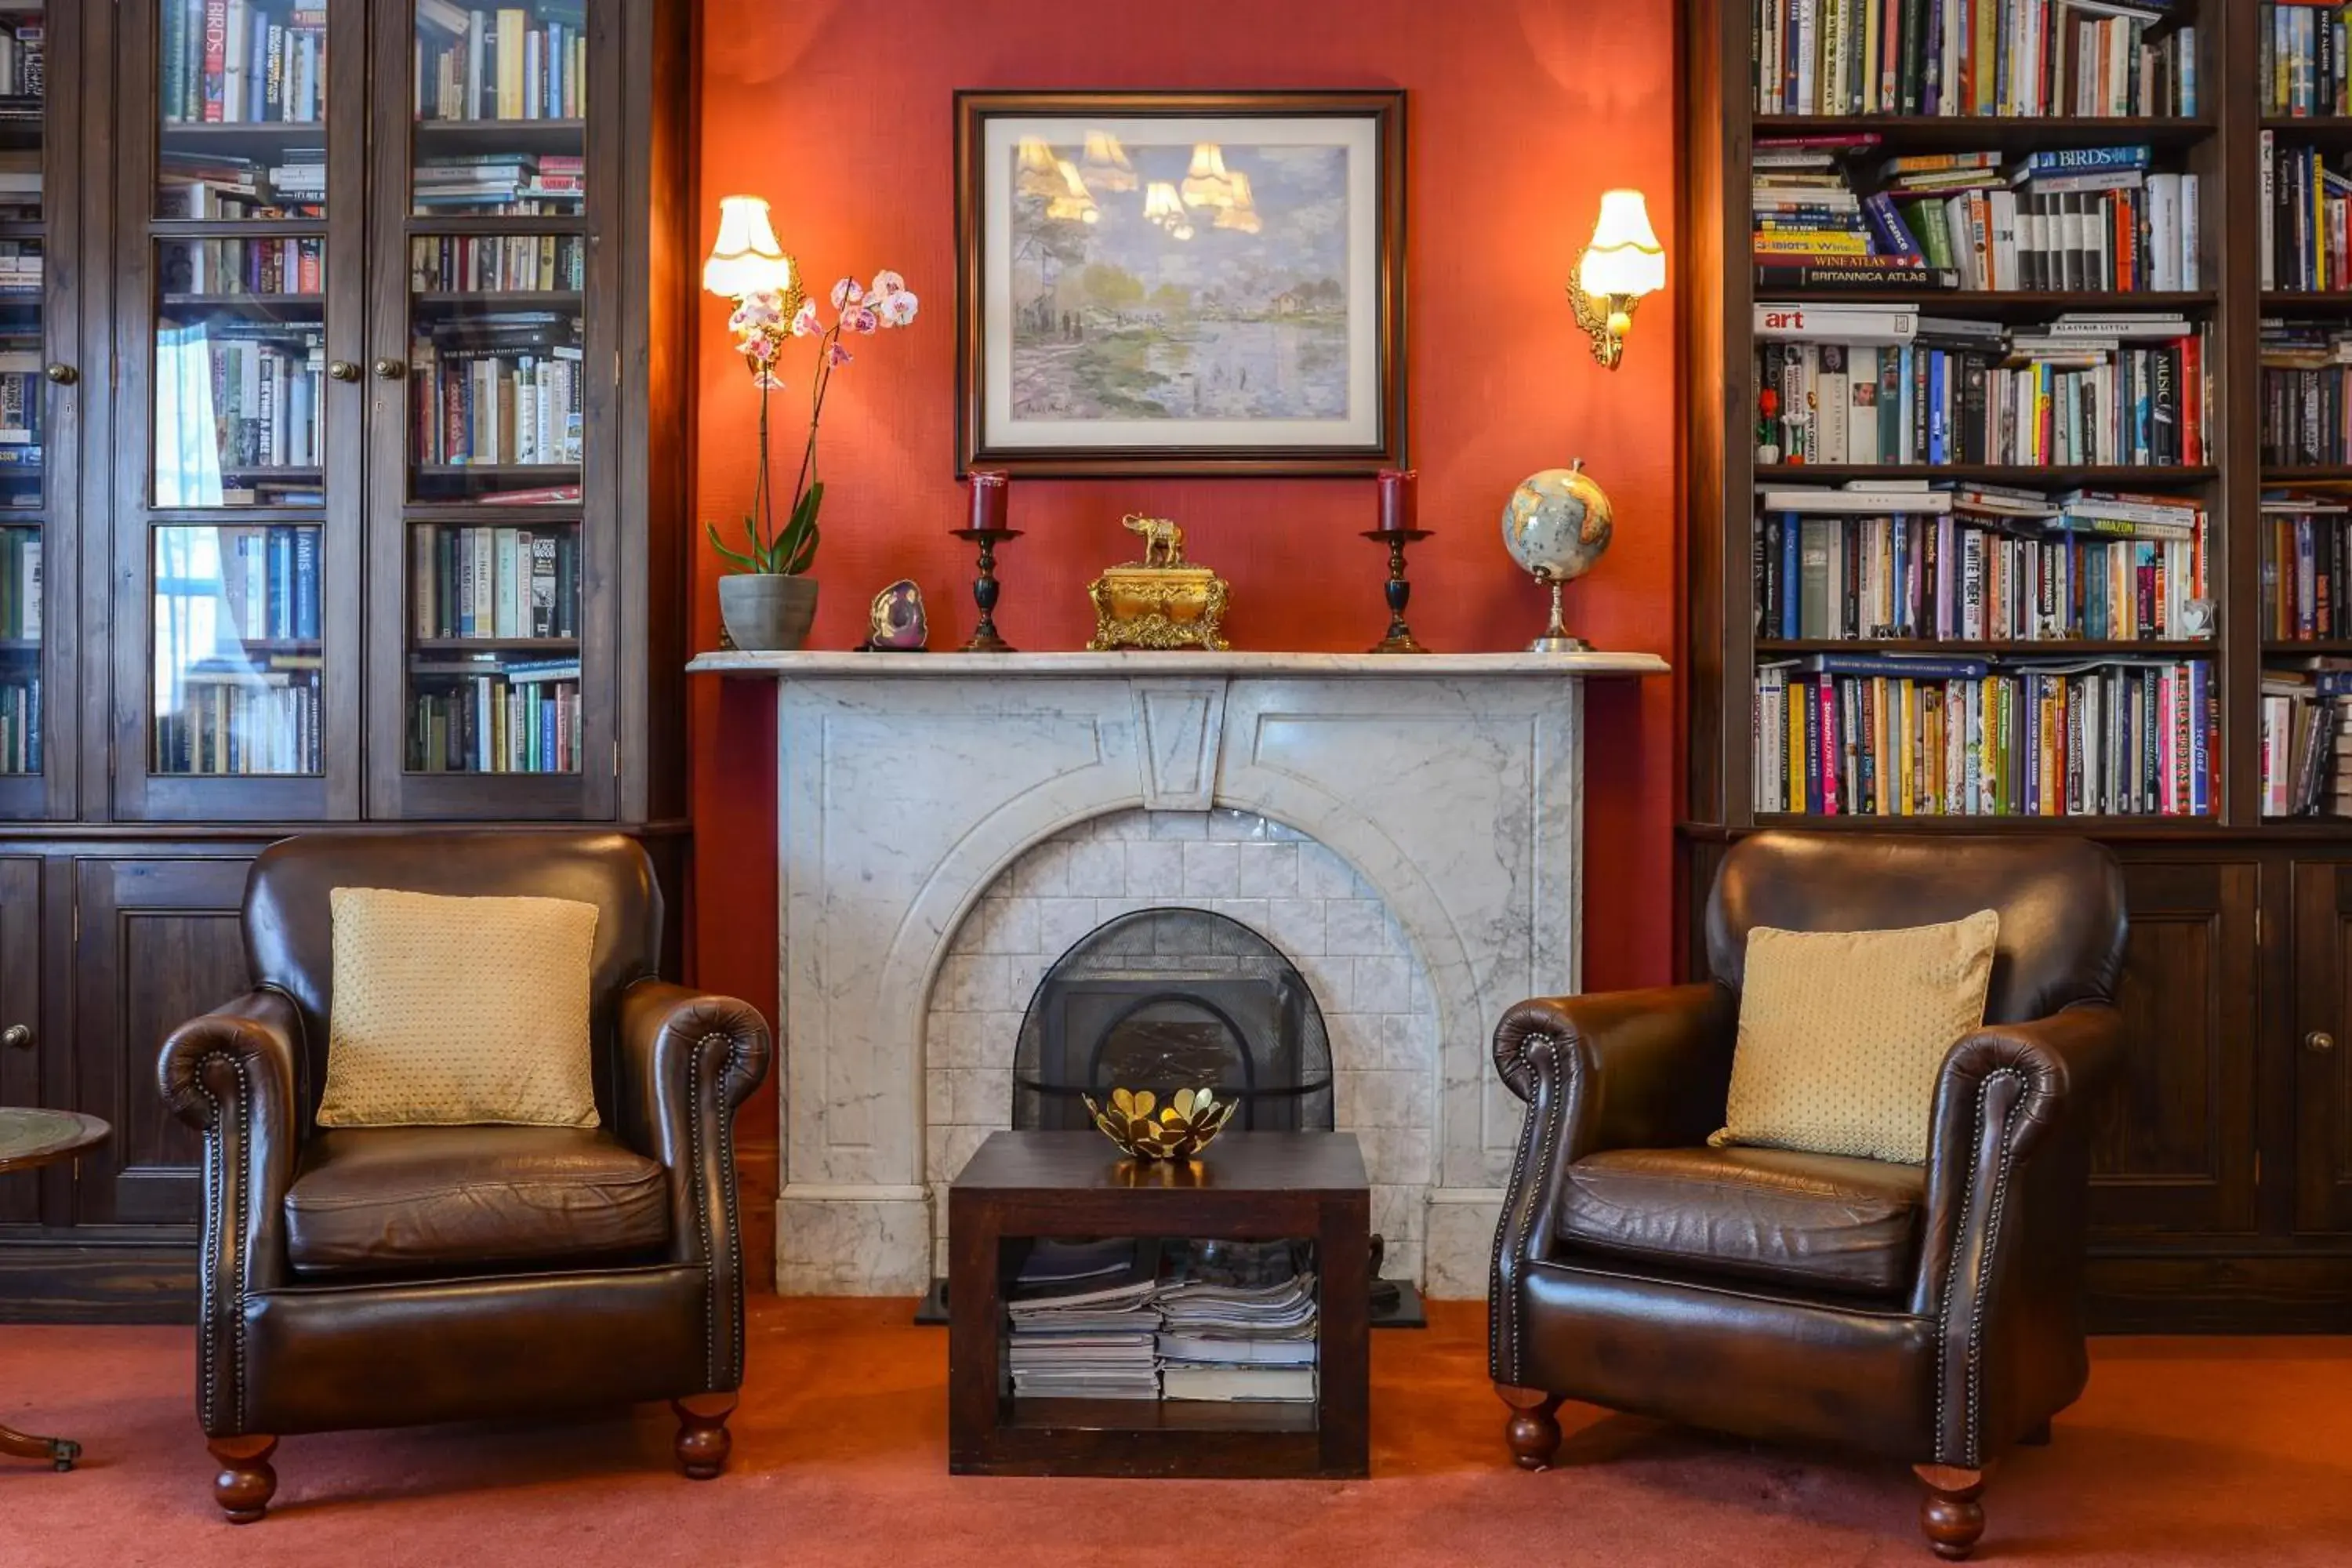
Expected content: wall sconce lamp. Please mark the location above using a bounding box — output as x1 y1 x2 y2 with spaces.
1570 189 1664 370
703 194 800 307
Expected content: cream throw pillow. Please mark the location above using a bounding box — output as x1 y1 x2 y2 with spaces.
317 887 601 1129
1711 909 1998 1165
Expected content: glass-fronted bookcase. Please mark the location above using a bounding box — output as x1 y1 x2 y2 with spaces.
89 0 681 825
0 0 689 1315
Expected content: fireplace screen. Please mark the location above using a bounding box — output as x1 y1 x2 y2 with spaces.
1011 908 1334 1134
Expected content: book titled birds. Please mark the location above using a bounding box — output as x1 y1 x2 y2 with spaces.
1752 0 2196 118
1754 140 2199 292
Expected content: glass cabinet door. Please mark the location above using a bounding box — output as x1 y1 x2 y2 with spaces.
368 0 613 818
114 0 362 820
0 1 77 821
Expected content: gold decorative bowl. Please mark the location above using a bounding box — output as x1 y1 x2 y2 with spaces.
1082 1087 1237 1161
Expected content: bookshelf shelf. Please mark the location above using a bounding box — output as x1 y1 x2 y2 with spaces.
1753 114 2214 151
412 289 583 310
412 118 586 157
1755 463 2217 485
1753 289 2217 318
411 637 581 655
1757 639 2217 657
2263 466 2352 482
2265 641 2352 655
157 122 329 162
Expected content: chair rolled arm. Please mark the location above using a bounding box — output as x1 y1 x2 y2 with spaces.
155 988 306 1437
1917 1001 2125 1468
1494 983 1739 1151
616 978 774 1393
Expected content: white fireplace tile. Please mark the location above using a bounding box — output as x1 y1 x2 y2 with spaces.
1126 840 1185 897
1326 1022 1384 1077
1266 898 1326 956
1424 1198 1504 1300
1034 896 1098 957
1180 840 1240 898
1298 953 1355 1014
1147 811 1209 840
1355 1126 1434 1186
974 895 1039 956
1377 1012 1432 1073
1011 838 1074 897
1210 897 1270 935
1324 898 1388 957
780 1195 932 1296
1370 1185 1423 1250
953 1068 1011 1127
1062 836 1127 891
1091 895 1148 925
1005 954 1051 1011
1297 840 1356 900
1354 954 1411 1014
925 1069 951 1128
1379 1239 1425 1287
1207 808 1269 841
1234 842 1299 898
936 953 1008 1012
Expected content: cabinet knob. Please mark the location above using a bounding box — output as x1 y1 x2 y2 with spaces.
373 358 407 380
2309 1031 2337 1054
1 1024 29 1051
43 363 74 385
327 360 361 383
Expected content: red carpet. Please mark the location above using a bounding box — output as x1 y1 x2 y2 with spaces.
3 1298 2348 1566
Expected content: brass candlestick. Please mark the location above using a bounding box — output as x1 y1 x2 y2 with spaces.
951 527 1022 652
1362 527 1432 653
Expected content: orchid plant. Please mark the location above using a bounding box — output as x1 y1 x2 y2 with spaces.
710 269 920 575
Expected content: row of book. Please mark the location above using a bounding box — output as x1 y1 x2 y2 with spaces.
1753 654 2218 818
2263 0 2352 118
410 325 583 469
412 154 583 217
1755 310 2209 467
1758 481 2209 642
406 663 581 774
411 234 585 294
161 237 323 299
0 13 40 104
1755 140 2199 293
1 346 44 452
412 524 581 641
200 524 322 644
1751 0 2198 118
0 241 38 296
2259 662 2352 816
0 526 37 640
2263 492 2352 641
2260 324 2352 467
161 1 327 127
159 151 324 221
0 673 37 775
0 147 36 222
415 2 588 124
155 662 322 775
155 321 325 489
2259 138 2352 293
1004 1241 1319 1405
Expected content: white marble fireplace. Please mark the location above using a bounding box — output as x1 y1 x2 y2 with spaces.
687 649 1667 1298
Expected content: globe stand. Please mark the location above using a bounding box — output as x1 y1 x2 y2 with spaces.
1526 571 1592 653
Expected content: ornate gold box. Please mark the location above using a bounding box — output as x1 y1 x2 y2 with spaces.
1087 514 1232 652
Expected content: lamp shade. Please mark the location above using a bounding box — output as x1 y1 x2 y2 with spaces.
703 194 793 298
1579 189 1665 299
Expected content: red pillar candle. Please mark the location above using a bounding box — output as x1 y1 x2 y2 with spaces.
967 470 1009 532
1375 468 1417 532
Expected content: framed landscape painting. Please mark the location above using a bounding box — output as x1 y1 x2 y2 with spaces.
955 90 1406 477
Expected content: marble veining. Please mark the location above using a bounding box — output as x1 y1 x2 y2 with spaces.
728 657 1664 1297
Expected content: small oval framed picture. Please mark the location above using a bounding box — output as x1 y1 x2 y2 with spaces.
954 90 1407 478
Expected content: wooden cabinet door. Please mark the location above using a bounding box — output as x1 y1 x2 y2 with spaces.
70 856 253 1227
2089 858 2260 1238
0 858 42 1223
2291 860 2352 1233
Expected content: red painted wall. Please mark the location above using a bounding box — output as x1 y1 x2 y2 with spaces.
690 0 1686 1152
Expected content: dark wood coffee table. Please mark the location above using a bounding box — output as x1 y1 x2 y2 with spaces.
947 1130 1370 1479
0 1108 109 1472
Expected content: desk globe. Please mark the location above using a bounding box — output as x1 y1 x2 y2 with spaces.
1501 458 1613 652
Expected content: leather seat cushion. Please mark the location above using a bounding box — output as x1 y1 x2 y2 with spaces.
284 1126 670 1278
1555 1145 1926 1297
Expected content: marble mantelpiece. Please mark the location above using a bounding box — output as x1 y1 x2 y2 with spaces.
689 648 1668 1296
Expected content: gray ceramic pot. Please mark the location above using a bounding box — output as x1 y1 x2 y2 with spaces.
717 574 819 652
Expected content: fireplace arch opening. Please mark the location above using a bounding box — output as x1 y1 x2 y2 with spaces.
1011 907 1335 1134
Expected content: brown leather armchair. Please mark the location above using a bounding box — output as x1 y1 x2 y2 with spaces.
1489 832 2125 1560
156 832 772 1523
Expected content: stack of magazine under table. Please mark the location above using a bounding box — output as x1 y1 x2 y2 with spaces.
1002 1239 1319 1403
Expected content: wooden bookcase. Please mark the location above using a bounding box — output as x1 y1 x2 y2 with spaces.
0 0 692 1321
1682 0 2352 1329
